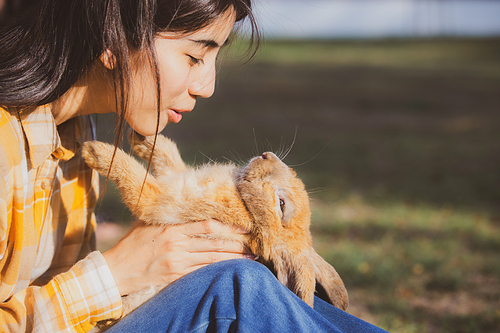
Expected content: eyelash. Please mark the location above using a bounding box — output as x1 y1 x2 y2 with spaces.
188 55 204 65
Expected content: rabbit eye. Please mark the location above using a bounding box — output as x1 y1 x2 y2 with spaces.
279 198 285 212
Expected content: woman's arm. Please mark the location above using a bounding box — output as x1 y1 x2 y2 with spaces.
0 110 123 332
0 252 123 332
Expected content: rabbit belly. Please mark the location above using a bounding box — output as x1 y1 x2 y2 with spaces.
143 166 253 233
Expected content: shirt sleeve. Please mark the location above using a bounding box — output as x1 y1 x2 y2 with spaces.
1 252 123 332
0 110 123 332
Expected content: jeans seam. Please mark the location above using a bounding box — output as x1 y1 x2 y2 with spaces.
189 317 237 333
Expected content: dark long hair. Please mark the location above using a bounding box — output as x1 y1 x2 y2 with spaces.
0 0 258 139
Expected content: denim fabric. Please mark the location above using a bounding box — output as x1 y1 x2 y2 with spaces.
107 259 388 332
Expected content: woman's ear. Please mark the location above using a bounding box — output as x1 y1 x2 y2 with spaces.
99 49 117 69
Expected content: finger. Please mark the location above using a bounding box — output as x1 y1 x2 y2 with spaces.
185 237 250 254
173 220 249 236
187 251 257 267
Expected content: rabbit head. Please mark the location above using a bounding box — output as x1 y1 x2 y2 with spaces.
237 152 348 310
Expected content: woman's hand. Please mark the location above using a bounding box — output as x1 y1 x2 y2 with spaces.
102 220 253 296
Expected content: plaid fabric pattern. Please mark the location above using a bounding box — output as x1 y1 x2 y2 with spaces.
0 106 122 332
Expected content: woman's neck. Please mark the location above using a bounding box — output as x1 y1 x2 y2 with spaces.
49 62 116 125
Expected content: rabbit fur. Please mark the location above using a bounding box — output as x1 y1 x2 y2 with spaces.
82 131 348 328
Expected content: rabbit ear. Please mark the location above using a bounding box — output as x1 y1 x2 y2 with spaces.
270 250 316 307
308 248 349 311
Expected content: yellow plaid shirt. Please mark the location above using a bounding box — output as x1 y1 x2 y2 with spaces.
0 106 122 332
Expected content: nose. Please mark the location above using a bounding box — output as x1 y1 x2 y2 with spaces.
189 66 216 99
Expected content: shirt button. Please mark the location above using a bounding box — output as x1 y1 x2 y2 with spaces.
40 181 49 190
53 147 65 159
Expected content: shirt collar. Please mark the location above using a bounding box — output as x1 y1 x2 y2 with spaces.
16 105 81 168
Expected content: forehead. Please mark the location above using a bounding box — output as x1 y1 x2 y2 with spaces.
159 9 236 44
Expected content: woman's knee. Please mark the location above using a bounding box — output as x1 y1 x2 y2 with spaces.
214 259 273 278
204 259 279 290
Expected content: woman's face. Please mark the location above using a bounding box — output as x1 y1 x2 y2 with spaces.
125 9 236 136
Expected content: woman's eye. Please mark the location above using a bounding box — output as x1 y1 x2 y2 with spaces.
188 55 204 65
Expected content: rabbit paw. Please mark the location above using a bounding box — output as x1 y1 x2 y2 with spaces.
129 130 155 161
82 141 115 175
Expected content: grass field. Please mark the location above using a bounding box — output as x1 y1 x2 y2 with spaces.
95 38 500 332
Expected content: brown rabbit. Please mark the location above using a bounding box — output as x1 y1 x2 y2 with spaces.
82 131 348 322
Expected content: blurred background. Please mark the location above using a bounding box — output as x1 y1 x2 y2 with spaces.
4 0 499 331
96 1 500 332
96 2 500 331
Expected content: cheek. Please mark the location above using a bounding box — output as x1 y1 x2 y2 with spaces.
158 59 192 100
128 66 158 109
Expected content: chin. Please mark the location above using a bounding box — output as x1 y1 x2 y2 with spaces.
131 123 168 137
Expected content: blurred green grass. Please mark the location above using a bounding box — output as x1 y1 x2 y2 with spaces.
95 38 500 332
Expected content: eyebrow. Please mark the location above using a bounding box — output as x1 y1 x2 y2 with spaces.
189 38 230 49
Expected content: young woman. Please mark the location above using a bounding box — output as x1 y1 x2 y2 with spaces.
0 0 387 332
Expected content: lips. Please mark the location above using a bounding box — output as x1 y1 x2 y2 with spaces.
168 109 190 124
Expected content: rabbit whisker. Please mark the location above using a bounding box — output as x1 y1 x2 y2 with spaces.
265 138 273 153
280 126 298 161
221 156 235 164
289 140 330 168
229 150 248 165
198 151 216 164
252 128 260 156
277 137 285 160
306 187 329 195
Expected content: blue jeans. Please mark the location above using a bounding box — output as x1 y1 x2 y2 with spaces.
107 259 388 332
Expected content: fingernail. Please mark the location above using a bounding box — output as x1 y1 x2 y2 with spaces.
244 254 258 260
